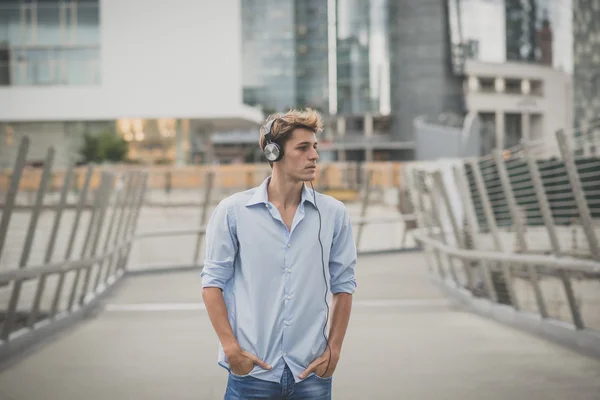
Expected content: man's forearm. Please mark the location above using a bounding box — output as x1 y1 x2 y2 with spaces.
328 292 353 354
202 287 239 354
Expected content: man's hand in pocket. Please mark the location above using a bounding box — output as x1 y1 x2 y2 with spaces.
226 345 271 375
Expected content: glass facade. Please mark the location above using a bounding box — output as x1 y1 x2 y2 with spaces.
241 0 389 116
336 0 390 115
241 0 297 113
295 0 329 113
0 0 101 86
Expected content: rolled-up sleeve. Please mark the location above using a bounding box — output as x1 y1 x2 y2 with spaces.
201 199 238 290
329 205 357 294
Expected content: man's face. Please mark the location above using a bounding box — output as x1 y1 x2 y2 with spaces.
277 128 319 182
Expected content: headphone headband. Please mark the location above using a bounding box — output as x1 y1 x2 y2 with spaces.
262 118 283 162
264 119 276 143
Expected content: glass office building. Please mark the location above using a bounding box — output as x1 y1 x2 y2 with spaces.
241 0 390 116
0 0 101 86
335 0 390 115
241 0 328 113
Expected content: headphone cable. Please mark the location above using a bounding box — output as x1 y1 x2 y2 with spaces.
310 180 331 377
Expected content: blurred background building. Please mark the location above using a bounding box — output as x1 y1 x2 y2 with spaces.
1 0 593 166
0 0 263 168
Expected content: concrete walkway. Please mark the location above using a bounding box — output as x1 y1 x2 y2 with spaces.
0 252 599 399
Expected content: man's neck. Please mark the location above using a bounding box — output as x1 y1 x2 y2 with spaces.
267 171 304 210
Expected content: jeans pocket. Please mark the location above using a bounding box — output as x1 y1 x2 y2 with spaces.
229 367 254 378
311 373 333 381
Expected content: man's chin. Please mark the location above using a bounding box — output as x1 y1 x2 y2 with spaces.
295 170 316 182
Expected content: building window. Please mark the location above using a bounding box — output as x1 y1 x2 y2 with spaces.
0 0 100 86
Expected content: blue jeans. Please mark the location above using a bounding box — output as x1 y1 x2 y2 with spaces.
224 364 332 399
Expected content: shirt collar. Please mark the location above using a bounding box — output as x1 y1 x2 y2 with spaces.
246 176 316 208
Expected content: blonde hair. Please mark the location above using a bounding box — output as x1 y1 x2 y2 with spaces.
258 108 324 154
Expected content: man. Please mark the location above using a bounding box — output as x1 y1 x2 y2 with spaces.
201 108 357 399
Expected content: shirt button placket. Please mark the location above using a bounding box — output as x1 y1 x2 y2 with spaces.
283 239 292 359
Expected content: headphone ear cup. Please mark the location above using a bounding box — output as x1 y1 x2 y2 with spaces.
264 142 283 162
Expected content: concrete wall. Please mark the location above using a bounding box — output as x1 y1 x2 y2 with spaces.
464 59 572 156
0 0 257 122
388 0 464 143
414 112 481 161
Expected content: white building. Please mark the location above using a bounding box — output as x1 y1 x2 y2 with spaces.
0 0 263 168
463 59 573 157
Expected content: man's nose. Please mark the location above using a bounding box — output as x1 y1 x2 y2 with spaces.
309 148 319 161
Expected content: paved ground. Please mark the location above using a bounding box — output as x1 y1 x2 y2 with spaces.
0 252 599 399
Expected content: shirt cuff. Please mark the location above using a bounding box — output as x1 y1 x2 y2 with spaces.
201 264 233 290
330 280 357 295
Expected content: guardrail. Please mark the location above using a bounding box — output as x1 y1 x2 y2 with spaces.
405 129 600 358
0 136 417 360
0 137 148 359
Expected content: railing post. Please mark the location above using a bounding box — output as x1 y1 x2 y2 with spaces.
355 170 373 251
67 171 105 311
413 169 446 279
3 146 55 340
492 150 528 250
522 144 583 327
432 170 473 289
78 172 114 305
493 149 547 317
93 173 131 292
118 172 148 273
0 136 29 263
555 129 600 261
105 171 140 279
470 159 519 308
193 170 215 265
452 166 498 302
28 164 75 327
50 164 94 318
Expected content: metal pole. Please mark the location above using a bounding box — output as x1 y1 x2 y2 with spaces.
470 158 519 307
93 173 128 292
27 165 74 327
522 145 582 327
452 165 498 302
0 136 29 263
113 171 143 273
492 150 528 250
2 146 55 340
118 172 149 272
79 173 114 305
555 129 600 261
104 172 138 282
427 171 460 284
50 165 94 318
432 170 471 288
414 169 446 279
193 170 215 265
469 159 503 251
355 170 373 251
67 172 104 311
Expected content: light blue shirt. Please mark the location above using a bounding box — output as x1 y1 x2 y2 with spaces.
201 176 357 383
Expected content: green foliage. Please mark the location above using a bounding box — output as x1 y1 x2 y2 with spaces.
79 131 129 163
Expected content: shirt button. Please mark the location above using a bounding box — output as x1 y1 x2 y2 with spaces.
283 352 287 356
287 243 291 248
286 268 292 273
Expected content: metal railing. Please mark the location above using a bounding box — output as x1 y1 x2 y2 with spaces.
405 128 600 357
127 164 417 273
0 135 418 358
0 137 147 356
